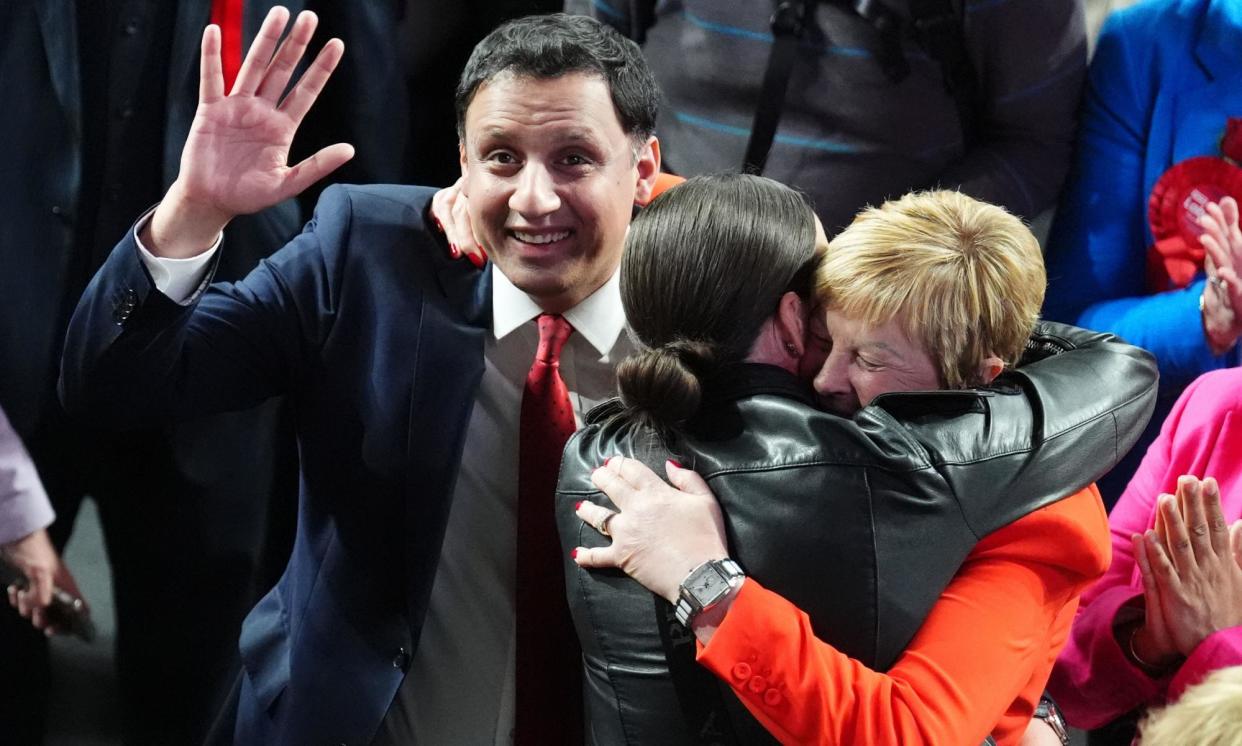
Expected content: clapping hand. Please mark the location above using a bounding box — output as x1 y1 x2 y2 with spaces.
147 7 354 257
1199 197 1242 354
1132 476 1242 667
573 457 728 605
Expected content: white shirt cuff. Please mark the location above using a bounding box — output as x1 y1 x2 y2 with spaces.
133 206 221 305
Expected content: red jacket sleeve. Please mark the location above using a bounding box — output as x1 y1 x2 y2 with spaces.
697 487 1110 746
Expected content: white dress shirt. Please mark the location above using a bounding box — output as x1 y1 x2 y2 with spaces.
137 224 632 744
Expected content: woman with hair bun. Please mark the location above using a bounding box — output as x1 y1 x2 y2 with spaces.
554 175 1158 745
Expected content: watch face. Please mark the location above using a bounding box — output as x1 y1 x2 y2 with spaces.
689 566 729 604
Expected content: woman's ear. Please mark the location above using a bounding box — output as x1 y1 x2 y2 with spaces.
977 355 1005 385
776 291 807 358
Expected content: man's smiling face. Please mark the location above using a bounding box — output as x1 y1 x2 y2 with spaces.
460 72 659 313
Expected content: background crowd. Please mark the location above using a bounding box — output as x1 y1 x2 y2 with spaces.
2 0 1241 745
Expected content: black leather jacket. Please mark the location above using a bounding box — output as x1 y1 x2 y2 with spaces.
555 322 1157 745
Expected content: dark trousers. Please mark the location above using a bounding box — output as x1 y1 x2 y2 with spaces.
0 399 296 746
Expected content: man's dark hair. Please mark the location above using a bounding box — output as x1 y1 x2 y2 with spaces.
454 14 659 143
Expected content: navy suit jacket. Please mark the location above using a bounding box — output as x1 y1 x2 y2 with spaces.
2 0 407 441
62 185 492 745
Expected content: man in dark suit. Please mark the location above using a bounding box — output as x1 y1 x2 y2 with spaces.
61 10 660 745
0 1 406 742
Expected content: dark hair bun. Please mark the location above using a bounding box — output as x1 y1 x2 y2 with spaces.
617 340 717 427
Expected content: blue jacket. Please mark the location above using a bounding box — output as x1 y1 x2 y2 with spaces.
1044 0 1242 391
61 185 490 745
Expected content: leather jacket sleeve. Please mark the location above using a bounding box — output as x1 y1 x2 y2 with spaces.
859 320 1158 538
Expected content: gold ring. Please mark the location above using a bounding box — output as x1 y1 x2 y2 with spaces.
596 513 613 538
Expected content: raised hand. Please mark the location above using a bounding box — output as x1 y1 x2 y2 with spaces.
574 457 728 604
1199 197 1242 353
1138 476 1242 659
148 7 354 257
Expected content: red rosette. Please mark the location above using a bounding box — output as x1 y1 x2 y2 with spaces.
1147 156 1242 289
1223 117 1242 164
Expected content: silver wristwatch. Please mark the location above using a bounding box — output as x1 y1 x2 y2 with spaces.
674 558 745 627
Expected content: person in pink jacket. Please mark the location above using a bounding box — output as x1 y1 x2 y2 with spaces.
1049 366 1242 729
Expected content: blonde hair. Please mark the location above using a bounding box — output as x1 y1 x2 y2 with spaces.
815 190 1046 389
1139 666 1242 746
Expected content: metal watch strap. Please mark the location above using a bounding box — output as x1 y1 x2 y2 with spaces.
1033 694 1069 746
674 558 745 628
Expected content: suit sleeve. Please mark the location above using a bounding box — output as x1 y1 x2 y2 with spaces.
937 0 1085 219
59 186 355 428
1041 12 1227 389
0 405 53 546
697 488 1110 746
1050 369 1242 726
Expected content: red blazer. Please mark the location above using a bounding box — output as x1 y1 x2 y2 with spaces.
697 485 1111 746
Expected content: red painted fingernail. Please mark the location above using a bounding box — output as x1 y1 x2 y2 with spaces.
467 252 485 269
604 456 614 467
433 217 444 232
668 459 683 469
449 243 459 258
571 548 579 559
574 501 583 511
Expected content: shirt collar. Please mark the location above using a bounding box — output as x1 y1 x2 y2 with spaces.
491 265 627 357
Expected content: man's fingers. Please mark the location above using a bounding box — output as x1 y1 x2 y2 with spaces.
1144 528 1181 590
1231 520 1242 570
256 10 319 104
1158 493 1195 575
1179 475 1213 561
28 566 53 609
572 545 621 570
199 25 225 104
665 459 712 496
1201 477 1231 555
281 143 355 200
575 500 617 538
278 38 345 125
1134 533 1160 598
231 6 291 96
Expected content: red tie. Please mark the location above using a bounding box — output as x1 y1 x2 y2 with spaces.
210 0 244 93
515 314 582 744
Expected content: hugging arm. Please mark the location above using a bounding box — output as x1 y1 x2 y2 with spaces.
871 321 1158 535
581 457 1107 745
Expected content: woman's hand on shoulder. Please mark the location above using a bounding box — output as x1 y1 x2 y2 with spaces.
573 457 728 604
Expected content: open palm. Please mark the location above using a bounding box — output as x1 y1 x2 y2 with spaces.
176 7 353 219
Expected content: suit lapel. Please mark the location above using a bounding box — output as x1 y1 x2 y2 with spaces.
34 0 80 141
1168 1 1242 164
402 264 490 637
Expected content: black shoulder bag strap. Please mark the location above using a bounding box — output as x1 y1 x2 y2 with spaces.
626 0 657 44
657 596 745 746
742 1 816 175
909 0 979 147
